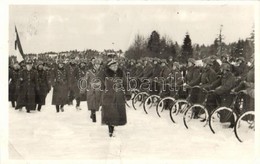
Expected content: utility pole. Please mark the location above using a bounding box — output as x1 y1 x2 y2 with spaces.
217 25 224 57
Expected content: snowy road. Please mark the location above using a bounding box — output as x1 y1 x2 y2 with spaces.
8 90 255 162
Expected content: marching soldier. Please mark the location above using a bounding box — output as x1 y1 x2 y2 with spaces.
86 59 102 122
35 61 51 111
52 60 69 113
9 62 20 108
16 59 39 113
98 59 131 137
73 60 88 110
67 59 78 105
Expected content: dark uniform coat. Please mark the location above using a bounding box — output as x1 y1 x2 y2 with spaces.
36 69 50 105
86 68 102 111
74 66 87 101
67 64 78 101
211 60 221 74
192 67 218 88
185 66 201 86
52 67 69 105
98 67 130 126
16 69 39 110
212 71 236 96
9 68 19 102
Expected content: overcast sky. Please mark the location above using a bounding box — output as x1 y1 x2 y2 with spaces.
9 5 255 54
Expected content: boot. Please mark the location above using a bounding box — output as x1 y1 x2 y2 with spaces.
76 100 81 110
56 105 60 113
11 101 15 108
76 105 81 110
60 105 64 112
37 105 42 112
108 125 114 137
92 111 96 122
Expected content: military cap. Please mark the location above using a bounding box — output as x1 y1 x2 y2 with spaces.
221 63 231 71
161 59 167 64
210 55 218 60
221 54 228 59
172 62 180 69
26 59 33 65
203 58 213 65
237 57 245 62
188 58 196 65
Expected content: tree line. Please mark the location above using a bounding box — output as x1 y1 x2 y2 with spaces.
125 28 254 63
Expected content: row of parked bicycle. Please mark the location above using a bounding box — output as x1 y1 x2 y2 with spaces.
129 86 255 143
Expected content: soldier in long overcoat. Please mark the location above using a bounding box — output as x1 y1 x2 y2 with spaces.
86 59 102 122
9 62 20 108
98 60 131 137
35 61 51 111
52 60 69 113
16 60 39 113
67 59 78 105
73 61 88 110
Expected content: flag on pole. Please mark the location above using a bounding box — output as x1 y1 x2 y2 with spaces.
15 26 25 62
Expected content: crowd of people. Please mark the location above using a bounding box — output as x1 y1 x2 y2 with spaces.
8 53 254 136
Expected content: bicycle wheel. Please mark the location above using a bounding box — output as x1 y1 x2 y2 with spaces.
170 100 190 124
183 104 209 129
234 111 255 142
156 97 175 118
132 92 149 110
131 89 140 100
209 107 237 134
143 94 161 114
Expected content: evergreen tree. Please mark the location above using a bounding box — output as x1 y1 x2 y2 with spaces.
180 33 193 63
147 30 161 57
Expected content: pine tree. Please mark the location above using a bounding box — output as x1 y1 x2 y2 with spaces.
147 30 161 56
180 33 193 63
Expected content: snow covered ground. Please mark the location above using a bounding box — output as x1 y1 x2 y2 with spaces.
8 89 255 163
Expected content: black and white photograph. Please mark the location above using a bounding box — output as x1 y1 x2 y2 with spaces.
1 0 259 163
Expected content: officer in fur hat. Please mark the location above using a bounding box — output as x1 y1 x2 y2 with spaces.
98 59 131 137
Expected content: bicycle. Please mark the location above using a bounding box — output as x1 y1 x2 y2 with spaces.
208 91 244 134
183 86 214 129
